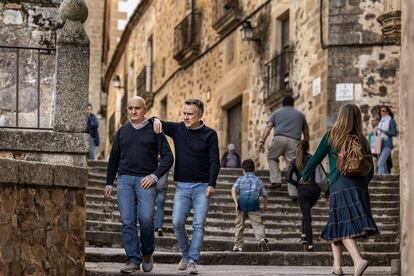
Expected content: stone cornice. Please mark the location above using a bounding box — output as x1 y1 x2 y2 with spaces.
0 128 89 153
0 158 88 189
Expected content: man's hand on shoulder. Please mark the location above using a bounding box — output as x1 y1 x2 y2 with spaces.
153 118 163 134
205 186 215 198
141 175 156 189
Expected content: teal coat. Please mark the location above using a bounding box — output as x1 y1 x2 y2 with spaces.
301 132 374 185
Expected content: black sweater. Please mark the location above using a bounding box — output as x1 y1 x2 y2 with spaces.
106 122 174 186
163 121 220 187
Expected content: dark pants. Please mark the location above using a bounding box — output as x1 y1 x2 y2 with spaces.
297 184 321 246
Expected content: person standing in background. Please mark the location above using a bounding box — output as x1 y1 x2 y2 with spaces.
87 103 99 160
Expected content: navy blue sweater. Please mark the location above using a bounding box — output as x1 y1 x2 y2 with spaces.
163 121 220 187
106 122 173 186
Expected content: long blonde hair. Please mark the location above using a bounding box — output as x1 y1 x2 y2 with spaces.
329 104 368 150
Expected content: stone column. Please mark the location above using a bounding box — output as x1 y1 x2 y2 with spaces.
399 1 414 275
0 1 90 275
54 0 90 133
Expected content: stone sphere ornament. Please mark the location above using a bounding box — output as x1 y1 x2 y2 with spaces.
60 0 89 23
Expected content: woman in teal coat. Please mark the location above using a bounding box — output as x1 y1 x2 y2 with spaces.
301 104 378 276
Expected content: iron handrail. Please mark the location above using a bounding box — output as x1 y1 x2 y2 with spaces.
0 45 56 129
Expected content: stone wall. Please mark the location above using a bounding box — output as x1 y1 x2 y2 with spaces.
0 158 87 276
326 0 400 170
0 1 62 128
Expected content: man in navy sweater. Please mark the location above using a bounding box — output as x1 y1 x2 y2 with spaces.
154 99 220 274
105 96 173 274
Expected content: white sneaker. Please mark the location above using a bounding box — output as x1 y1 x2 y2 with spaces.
177 258 189 271
187 261 198 274
232 245 243 252
120 260 140 273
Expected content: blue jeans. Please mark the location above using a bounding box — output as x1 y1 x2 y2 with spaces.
88 135 96 160
378 147 392 175
172 182 210 263
155 188 167 229
117 175 156 264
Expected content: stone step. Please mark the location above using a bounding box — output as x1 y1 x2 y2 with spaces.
85 229 399 252
85 206 400 225
87 182 400 200
85 200 400 218
86 227 398 245
85 262 391 276
85 191 400 209
86 162 400 182
87 173 399 188
85 247 399 266
86 219 399 240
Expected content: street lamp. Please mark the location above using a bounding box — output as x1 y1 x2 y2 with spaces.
240 20 260 43
112 75 124 88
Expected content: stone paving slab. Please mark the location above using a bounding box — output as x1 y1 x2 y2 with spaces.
86 262 391 275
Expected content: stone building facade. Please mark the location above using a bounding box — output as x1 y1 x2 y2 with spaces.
84 0 140 158
103 0 400 170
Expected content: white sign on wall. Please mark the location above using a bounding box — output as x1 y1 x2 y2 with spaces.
336 83 354 101
312 77 321 96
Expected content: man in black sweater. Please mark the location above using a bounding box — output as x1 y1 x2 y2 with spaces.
105 96 173 274
154 99 220 274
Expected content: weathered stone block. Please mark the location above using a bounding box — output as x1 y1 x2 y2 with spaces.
54 45 90 132
18 161 53 186
54 165 88 188
0 129 89 154
0 158 18 184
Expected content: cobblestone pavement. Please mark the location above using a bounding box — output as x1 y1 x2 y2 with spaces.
86 262 391 275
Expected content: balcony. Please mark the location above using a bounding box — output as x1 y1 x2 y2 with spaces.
173 10 201 66
264 50 292 109
136 66 154 108
212 0 242 35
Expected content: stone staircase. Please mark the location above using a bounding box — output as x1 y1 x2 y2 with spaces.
85 160 400 275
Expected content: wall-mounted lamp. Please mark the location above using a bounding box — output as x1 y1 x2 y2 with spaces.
240 20 260 43
112 75 124 88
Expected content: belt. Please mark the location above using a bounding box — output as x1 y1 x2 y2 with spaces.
274 134 300 141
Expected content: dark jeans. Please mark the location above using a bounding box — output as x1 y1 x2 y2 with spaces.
297 184 321 246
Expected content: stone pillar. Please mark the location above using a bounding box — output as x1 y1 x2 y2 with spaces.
399 1 414 275
54 0 90 133
0 1 90 275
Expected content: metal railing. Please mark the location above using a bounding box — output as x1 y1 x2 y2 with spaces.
213 0 240 26
265 50 291 98
0 45 56 129
173 10 201 59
